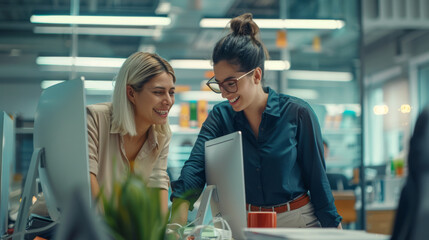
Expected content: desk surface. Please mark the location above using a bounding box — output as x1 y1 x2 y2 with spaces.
366 201 398 211
243 228 390 240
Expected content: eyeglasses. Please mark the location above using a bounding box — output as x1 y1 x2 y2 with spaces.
206 69 255 94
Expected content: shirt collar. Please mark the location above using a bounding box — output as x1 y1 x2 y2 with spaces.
110 127 120 134
147 125 160 150
110 122 159 150
108 105 121 134
232 86 280 121
264 87 281 117
107 103 160 150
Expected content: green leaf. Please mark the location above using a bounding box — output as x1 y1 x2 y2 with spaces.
98 172 167 240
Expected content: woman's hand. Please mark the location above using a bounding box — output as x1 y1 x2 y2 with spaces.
337 222 343 229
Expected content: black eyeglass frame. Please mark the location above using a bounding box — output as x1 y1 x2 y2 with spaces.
206 69 255 94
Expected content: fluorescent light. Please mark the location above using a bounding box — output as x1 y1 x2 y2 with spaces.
200 18 345 29
170 59 290 71
287 70 353 82
85 81 115 90
155 2 171 14
284 19 344 29
286 89 318 100
34 26 162 37
399 104 411 114
41 81 64 89
37 56 126 68
266 60 290 71
179 91 224 102
170 60 212 69
373 105 389 115
37 57 291 71
169 124 201 134
42 80 114 91
30 15 171 26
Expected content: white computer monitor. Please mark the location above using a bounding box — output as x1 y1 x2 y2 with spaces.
196 131 247 240
1 111 14 236
13 79 91 239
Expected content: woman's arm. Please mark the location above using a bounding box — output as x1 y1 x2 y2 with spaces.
87 106 101 200
296 103 343 227
170 198 190 226
89 173 100 199
160 188 169 215
90 173 100 199
170 106 226 210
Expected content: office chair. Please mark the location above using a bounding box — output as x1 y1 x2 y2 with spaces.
326 173 352 191
391 106 429 240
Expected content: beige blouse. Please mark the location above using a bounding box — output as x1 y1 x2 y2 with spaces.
86 103 170 197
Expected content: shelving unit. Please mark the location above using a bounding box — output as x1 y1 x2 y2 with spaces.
168 128 199 182
14 118 34 178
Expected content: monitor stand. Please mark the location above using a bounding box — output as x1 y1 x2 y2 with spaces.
193 185 225 239
13 148 45 240
194 185 216 226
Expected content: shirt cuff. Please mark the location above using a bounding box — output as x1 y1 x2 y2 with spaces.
147 169 170 190
170 179 202 211
89 158 98 176
314 204 343 227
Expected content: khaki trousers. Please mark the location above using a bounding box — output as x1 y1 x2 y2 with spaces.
246 202 321 228
276 202 321 228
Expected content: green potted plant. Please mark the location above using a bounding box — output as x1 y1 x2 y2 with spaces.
98 173 169 240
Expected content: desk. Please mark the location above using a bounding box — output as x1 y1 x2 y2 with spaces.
366 202 397 235
332 191 357 224
244 228 390 240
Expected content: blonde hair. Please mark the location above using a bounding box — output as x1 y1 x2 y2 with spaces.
111 52 176 136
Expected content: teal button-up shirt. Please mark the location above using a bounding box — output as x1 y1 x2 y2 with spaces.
171 87 342 227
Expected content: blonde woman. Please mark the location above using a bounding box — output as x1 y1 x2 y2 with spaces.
87 52 175 214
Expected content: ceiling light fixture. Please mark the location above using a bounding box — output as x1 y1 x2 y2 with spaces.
37 57 291 71
30 15 171 26
34 26 162 37
169 60 212 69
286 89 318 100
155 2 171 14
179 91 225 102
200 18 345 29
36 56 126 68
266 60 291 71
41 80 114 91
287 70 353 82
170 59 291 71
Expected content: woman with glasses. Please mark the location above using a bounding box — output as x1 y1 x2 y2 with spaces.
170 13 342 228
87 52 175 214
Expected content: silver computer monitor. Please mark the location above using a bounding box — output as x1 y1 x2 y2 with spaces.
199 131 247 240
1 111 14 236
13 79 91 239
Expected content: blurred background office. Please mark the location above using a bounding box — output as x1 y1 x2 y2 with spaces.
0 0 428 236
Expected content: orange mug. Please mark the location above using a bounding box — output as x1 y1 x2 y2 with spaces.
247 212 277 228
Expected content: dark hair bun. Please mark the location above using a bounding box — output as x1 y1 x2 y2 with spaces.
230 13 260 39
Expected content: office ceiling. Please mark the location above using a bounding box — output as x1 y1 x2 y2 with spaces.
0 0 361 87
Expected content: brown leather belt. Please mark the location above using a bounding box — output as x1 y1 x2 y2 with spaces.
246 193 310 213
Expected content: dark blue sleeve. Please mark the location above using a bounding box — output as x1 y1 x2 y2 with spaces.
296 103 342 227
170 106 224 209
